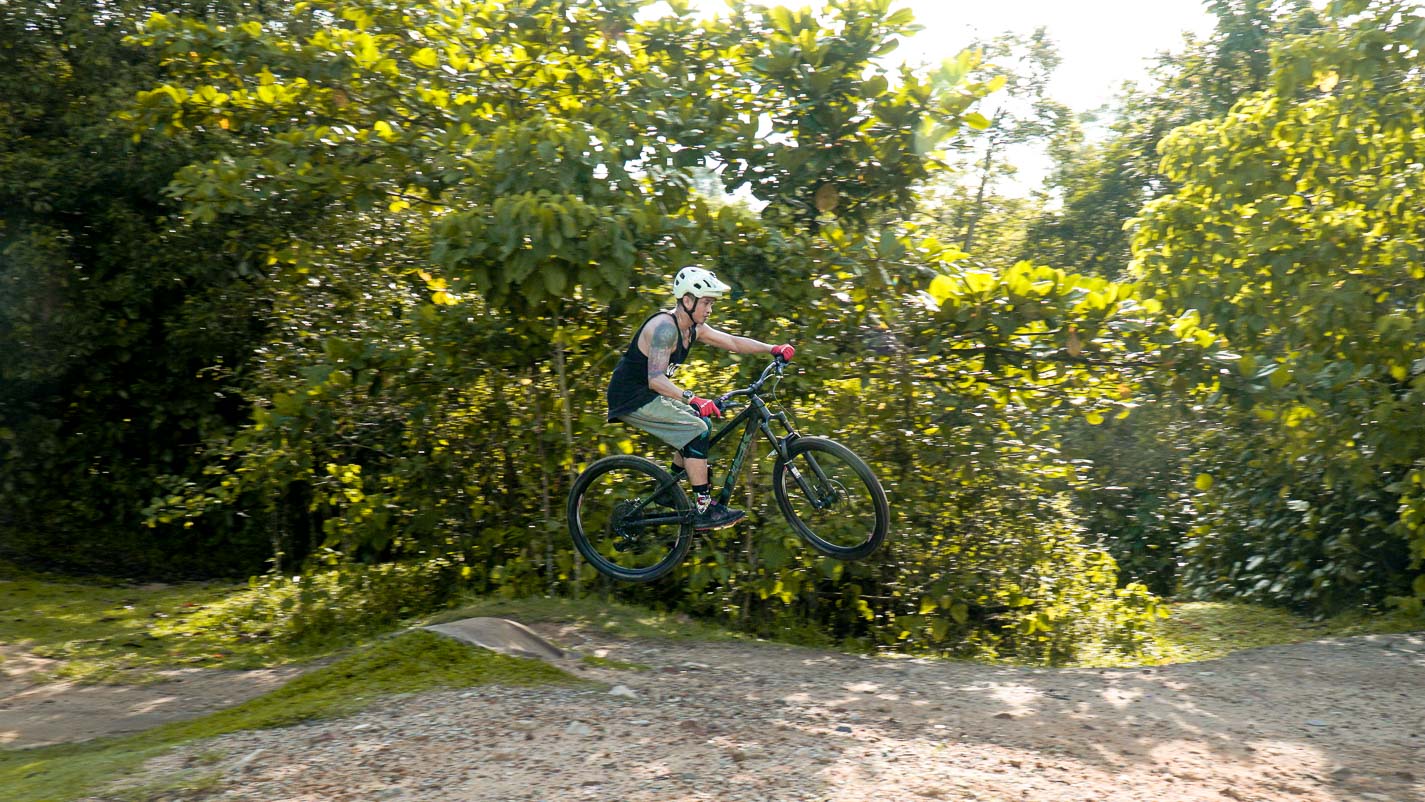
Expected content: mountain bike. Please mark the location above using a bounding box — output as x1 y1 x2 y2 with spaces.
567 357 889 582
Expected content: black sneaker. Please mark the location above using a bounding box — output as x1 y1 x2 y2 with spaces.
694 503 745 531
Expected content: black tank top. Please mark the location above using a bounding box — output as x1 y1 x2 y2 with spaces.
606 312 697 421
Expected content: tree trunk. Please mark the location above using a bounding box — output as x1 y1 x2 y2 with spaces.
552 310 583 598
526 367 560 597
494 371 518 507
962 117 1005 253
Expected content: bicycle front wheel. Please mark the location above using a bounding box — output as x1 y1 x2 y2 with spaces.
773 436 889 560
567 456 694 582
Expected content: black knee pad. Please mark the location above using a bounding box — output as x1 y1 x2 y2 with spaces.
681 430 711 460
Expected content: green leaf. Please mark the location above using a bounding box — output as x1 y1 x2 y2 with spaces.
769 6 794 34
885 8 916 28
963 271 996 293
928 274 957 303
542 267 567 296
272 392 303 416
929 618 950 641
963 111 991 130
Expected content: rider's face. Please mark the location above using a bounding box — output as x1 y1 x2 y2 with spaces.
694 296 715 323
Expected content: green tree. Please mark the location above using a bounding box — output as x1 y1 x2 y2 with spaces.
1023 0 1323 280
115 0 1210 661
1133 0 1425 612
921 28 1072 256
125 0 992 313
0 0 274 575
120 0 997 569
1012 0 1328 596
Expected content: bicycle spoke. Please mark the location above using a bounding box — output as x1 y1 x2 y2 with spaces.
774 437 888 559
782 459 867 545
570 459 692 579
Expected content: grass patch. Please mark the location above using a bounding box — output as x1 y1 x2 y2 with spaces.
1148 600 1425 664
425 594 752 643
0 564 749 684
0 560 467 682
0 630 581 802
0 568 268 682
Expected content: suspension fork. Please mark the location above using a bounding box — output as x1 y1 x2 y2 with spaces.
769 408 799 460
764 403 837 510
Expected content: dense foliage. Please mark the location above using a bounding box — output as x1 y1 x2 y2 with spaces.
0 0 273 575
118 0 1190 660
3 0 1421 665
1134 0 1425 612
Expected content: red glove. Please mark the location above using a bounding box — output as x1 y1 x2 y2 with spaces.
688 395 721 418
771 344 795 363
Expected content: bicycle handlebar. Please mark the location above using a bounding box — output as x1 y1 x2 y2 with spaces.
713 356 787 413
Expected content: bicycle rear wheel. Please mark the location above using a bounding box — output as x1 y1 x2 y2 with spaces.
567 456 694 582
773 436 888 560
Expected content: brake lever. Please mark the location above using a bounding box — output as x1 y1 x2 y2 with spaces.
716 393 748 413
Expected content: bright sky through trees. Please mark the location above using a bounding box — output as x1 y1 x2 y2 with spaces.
894 0 1217 113
679 0 1219 113
893 0 1215 190
671 0 1219 192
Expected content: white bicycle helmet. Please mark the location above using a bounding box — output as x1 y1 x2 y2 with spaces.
672 266 731 300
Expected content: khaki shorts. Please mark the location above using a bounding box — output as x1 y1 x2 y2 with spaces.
618 396 711 450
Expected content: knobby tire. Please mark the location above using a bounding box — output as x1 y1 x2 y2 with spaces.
567 455 694 582
772 436 888 560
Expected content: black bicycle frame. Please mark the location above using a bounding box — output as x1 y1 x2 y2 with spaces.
631 390 799 526
706 392 799 507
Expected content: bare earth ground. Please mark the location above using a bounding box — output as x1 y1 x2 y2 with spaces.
0 645 309 749
4 626 1422 802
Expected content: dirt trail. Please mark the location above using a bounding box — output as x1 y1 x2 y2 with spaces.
51 625 1425 802
0 645 308 749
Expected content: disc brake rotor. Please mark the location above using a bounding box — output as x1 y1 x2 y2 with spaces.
608 500 645 553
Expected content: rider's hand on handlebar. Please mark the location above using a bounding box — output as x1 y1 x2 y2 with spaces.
688 395 722 418
771 344 795 363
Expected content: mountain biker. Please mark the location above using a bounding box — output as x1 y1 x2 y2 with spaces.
605 266 795 530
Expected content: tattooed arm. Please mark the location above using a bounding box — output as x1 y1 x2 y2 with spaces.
697 323 773 355
643 317 688 400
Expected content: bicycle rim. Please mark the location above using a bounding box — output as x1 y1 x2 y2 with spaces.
568 457 693 582
773 437 888 560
